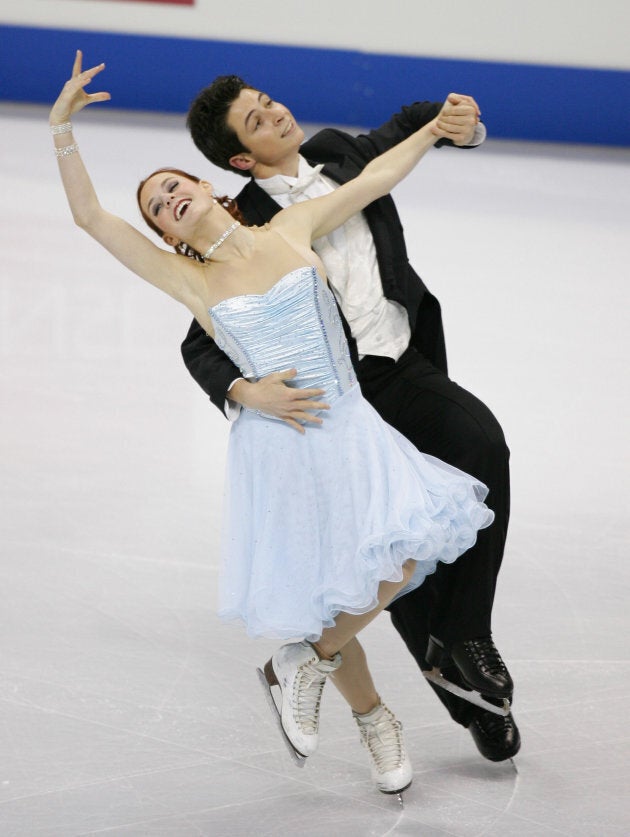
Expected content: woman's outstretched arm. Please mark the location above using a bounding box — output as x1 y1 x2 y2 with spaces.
50 51 191 303
273 98 461 244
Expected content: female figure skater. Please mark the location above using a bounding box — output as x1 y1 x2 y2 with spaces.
50 52 493 795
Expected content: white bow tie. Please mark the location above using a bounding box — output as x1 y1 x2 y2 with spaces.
264 164 325 197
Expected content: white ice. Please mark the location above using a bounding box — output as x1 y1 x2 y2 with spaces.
1 103 629 836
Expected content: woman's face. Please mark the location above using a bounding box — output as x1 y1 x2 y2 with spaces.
139 172 215 244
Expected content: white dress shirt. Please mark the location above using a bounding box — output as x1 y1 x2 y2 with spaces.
225 124 486 415
258 155 411 362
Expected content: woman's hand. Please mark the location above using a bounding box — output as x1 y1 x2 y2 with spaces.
49 50 111 126
432 93 481 145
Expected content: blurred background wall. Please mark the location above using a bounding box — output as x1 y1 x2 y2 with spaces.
2 0 629 145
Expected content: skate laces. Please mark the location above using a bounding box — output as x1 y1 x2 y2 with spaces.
476 711 514 737
355 705 406 773
292 656 339 735
465 638 509 676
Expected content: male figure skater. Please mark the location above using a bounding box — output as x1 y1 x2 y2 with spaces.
182 76 520 762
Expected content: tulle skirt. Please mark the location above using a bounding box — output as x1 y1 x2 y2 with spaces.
218 384 493 640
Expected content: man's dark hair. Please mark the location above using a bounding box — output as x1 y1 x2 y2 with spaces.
187 75 256 177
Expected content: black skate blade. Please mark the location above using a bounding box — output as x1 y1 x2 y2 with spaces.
256 666 307 768
423 667 510 716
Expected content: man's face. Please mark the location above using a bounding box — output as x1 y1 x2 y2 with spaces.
226 88 305 175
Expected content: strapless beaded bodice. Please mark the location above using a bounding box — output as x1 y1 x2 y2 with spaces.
209 267 356 405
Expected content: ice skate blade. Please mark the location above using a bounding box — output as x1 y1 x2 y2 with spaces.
423 667 510 716
380 781 411 797
255 666 307 768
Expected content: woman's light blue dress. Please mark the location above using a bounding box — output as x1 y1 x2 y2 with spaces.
209 267 493 640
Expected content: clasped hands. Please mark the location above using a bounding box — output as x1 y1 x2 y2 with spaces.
230 369 330 434
432 93 481 146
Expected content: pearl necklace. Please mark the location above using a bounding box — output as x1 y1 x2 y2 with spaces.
203 221 241 260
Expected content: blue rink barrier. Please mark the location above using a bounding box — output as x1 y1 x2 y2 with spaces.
1 24 629 146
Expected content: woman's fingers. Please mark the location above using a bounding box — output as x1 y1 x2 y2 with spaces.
70 48 106 91
75 63 106 88
87 91 112 104
72 49 83 78
62 59 109 111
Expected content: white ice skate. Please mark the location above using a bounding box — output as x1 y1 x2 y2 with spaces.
257 641 341 765
353 702 413 795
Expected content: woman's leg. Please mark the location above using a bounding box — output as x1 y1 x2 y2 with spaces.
263 561 416 765
313 560 417 660
328 637 379 714
328 637 413 794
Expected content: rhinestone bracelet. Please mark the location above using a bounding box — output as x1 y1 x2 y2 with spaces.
55 143 79 158
51 122 73 135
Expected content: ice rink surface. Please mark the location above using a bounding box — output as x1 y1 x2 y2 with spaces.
1 103 629 835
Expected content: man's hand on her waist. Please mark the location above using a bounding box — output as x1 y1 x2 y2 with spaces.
229 369 330 434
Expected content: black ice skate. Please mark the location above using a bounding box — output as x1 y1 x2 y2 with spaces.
423 635 512 717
